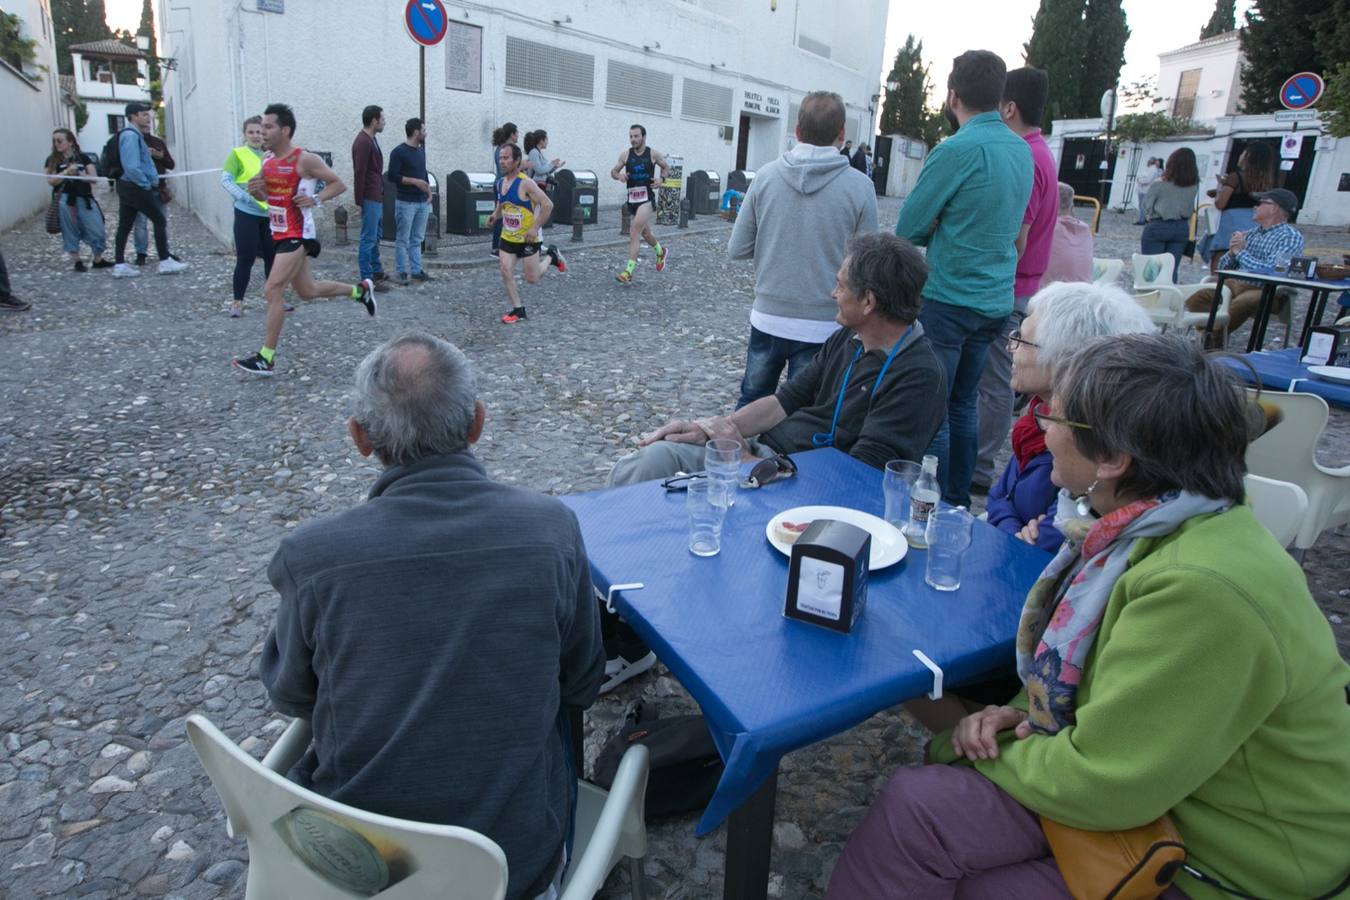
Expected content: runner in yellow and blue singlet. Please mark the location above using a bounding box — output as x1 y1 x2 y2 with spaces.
489 143 566 323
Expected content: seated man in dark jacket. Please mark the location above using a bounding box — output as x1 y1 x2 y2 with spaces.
260 331 604 900
609 232 947 486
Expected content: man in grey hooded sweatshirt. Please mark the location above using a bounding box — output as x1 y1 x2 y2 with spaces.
728 90 879 408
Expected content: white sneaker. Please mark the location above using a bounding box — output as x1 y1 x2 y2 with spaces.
158 257 188 274
599 651 657 695
112 263 140 278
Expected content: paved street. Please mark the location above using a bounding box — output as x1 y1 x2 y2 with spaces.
1 195 1346 899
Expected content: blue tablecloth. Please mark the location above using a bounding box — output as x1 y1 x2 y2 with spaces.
561 448 1049 835
1220 348 1350 409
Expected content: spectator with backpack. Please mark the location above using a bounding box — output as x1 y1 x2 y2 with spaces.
44 128 111 272
106 101 187 278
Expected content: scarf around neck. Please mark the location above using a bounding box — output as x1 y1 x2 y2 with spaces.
1016 490 1231 734
1011 396 1048 468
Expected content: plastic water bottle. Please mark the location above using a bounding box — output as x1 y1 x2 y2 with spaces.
906 455 940 548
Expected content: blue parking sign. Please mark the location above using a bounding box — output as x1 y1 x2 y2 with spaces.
1279 72 1324 111
405 0 448 47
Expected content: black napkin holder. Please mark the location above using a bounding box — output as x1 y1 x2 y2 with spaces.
784 519 871 633
1302 324 1350 367
1288 256 1317 279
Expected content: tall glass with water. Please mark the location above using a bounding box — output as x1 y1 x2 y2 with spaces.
687 480 727 556
883 460 922 530
704 439 742 509
925 507 975 591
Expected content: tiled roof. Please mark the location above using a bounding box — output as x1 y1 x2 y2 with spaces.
68 40 144 59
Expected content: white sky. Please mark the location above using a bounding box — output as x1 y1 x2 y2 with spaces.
105 0 1252 108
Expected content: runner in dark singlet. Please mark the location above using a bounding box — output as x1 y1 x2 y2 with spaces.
609 123 671 283
232 103 376 376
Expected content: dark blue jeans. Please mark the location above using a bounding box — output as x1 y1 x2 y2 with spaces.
358 199 385 279
736 326 824 409
919 298 1009 507
1140 219 1189 283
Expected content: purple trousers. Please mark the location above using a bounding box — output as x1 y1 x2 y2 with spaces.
827 764 1190 899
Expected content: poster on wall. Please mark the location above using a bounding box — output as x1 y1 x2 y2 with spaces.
444 21 482 93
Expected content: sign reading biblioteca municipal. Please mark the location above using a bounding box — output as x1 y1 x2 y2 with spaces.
741 89 782 117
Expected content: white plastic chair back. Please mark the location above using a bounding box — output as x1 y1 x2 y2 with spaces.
1092 257 1124 286
1131 252 1175 290
561 745 650 900
185 715 509 900
1243 474 1308 548
1132 290 1177 330
1244 389 1350 553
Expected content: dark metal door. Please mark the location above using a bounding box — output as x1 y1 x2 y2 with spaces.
736 115 750 171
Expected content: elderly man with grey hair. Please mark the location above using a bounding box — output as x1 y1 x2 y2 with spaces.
259 331 604 900
1038 182 1094 288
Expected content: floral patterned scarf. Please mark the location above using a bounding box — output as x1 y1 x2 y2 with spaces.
1016 490 1230 734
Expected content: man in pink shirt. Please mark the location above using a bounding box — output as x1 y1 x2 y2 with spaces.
973 67 1058 492
1040 182 1095 287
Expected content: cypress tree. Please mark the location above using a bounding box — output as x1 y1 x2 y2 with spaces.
1239 0 1321 113
50 0 113 75
880 35 940 147
1199 0 1236 39
1080 0 1130 119
1025 0 1089 128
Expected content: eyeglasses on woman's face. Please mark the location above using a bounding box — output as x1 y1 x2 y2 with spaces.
1031 398 1092 431
1007 329 1041 351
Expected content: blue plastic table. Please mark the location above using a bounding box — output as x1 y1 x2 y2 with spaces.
561 448 1049 899
1219 348 1350 409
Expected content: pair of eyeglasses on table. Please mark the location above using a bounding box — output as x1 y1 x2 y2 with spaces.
660 454 798 491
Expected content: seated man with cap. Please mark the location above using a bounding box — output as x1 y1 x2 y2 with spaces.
1185 187 1305 341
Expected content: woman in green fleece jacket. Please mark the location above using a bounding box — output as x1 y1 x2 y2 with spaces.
828 333 1350 899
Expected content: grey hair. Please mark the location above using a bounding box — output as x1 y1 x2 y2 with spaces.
1027 281 1155 373
842 232 927 323
351 332 479 467
1052 332 1248 504
1057 182 1074 212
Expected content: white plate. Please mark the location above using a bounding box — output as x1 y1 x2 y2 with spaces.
1307 366 1350 385
765 505 908 570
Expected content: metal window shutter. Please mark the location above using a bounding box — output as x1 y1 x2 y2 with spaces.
681 78 733 124
505 36 595 101
796 34 830 59
606 60 673 115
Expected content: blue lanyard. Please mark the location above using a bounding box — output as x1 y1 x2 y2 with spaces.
812 326 914 448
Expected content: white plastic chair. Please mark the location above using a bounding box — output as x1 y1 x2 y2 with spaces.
1242 474 1308 549
1172 275 1232 345
1131 253 1228 338
1243 389 1350 560
1092 257 1124 286
186 715 650 900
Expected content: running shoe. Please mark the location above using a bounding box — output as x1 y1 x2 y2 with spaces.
357 278 377 316
229 303 242 319
283 302 295 313
232 353 274 376
599 651 657 694
547 246 567 274
158 257 188 275
500 308 527 324
615 269 633 284
112 263 140 278
0 295 31 312
655 244 669 272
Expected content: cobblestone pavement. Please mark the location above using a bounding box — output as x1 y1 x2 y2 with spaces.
1 196 1346 899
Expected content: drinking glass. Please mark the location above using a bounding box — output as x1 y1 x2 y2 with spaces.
883 460 922 529
924 507 975 592
704 439 742 509
687 480 727 557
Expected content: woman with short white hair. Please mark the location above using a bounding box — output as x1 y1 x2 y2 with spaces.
985 282 1154 552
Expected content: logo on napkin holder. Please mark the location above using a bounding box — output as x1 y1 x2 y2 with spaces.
784 519 871 633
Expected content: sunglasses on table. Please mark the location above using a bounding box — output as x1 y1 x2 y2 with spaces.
660 454 799 491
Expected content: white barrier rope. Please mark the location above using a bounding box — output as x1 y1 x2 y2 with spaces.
0 166 224 181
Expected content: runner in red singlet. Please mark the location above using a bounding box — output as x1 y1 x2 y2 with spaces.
233 103 377 376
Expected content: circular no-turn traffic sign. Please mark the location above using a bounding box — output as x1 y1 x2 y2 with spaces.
405 0 449 47
1279 71 1324 111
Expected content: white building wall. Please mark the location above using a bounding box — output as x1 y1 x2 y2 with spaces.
71 50 151 153
1156 33 1243 120
1 0 66 229
157 0 890 244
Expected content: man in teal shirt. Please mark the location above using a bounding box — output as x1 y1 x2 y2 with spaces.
896 50 1031 506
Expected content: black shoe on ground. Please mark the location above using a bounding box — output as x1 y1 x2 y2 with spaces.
358 278 377 316
135 254 147 266
74 260 87 272
600 651 657 694
0 295 32 312
91 258 113 269
232 353 274 376
411 271 432 282
372 271 390 283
